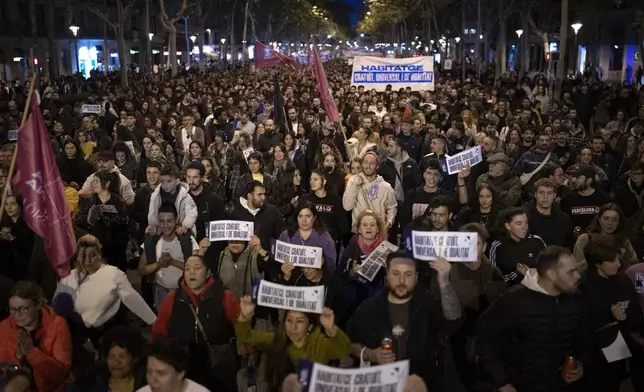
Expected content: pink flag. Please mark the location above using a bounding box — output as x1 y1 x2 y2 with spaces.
13 93 76 277
254 40 294 69
310 46 339 123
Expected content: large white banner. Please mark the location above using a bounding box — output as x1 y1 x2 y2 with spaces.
351 56 435 92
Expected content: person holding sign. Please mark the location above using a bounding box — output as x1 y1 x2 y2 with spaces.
489 207 546 285
346 251 463 389
151 255 240 392
578 237 644 392
337 211 388 313
236 295 351 391
277 202 337 272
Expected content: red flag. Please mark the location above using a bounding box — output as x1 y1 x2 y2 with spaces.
13 93 76 277
254 40 294 69
310 46 340 123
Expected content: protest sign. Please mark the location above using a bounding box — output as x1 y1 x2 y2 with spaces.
358 241 399 282
405 230 478 262
242 147 254 162
206 220 254 241
124 141 136 155
299 359 409 392
7 129 18 141
253 280 325 314
273 240 323 268
81 104 102 114
446 145 483 175
351 56 434 92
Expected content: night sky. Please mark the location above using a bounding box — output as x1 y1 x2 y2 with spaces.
328 0 361 31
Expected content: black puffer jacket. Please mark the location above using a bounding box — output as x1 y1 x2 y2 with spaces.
476 271 591 392
346 287 463 389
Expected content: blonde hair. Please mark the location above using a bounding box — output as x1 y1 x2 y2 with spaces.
356 210 386 237
76 234 105 278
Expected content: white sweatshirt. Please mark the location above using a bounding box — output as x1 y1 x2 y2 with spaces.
55 264 157 327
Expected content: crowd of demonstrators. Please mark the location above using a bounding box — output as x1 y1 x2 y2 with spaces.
1 60 644 392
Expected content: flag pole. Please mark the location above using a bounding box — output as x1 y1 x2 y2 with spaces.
0 48 38 223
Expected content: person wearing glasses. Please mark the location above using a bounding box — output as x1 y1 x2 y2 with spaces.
0 281 73 392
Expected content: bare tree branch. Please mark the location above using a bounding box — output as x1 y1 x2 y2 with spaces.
85 4 116 30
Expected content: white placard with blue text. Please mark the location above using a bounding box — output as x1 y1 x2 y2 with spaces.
351 56 434 92
82 104 102 114
301 360 409 392
207 220 254 241
409 231 478 262
446 145 483 175
256 280 325 314
358 241 399 282
274 240 323 268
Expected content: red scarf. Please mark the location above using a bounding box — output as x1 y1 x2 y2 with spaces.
357 233 385 255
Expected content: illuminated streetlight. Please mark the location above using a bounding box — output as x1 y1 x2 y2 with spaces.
455 37 461 43
515 29 523 38
327 34 332 38
366 11 371 15
479 34 483 39
206 28 211 34
69 24 79 37
360 33 364 37
221 38 226 44
571 22 582 35
430 40 435 44
190 35 197 43
312 5 317 9
148 33 154 41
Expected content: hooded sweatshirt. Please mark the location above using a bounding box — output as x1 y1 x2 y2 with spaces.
147 183 198 235
342 173 397 232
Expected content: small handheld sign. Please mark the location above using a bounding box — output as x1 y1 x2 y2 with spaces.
253 280 325 314
207 220 254 241
81 104 102 114
357 241 398 282
446 146 483 175
273 240 323 268
405 230 478 262
298 359 410 392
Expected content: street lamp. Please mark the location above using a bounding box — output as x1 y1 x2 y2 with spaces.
360 33 365 37
454 37 460 43
515 29 523 38
148 33 154 41
190 35 197 43
69 23 80 74
479 34 483 39
571 23 583 75
220 38 226 63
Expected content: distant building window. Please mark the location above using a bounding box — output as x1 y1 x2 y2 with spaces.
470 29 476 34
463 29 469 35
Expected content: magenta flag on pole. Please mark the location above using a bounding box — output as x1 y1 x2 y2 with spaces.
310 46 339 123
13 93 76 277
253 40 294 69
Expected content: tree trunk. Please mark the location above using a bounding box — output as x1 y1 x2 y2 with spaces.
230 9 235 66
169 29 178 76
46 0 57 77
242 0 250 65
495 16 507 80
555 0 568 100
250 13 257 41
198 30 205 71
117 26 129 88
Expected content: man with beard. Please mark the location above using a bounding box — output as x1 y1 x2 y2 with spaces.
560 164 611 234
552 128 576 170
476 153 522 208
476 246 588 392
590 133 617 191
509 128 536 164
286 106 299 134
513 132 558 179
343 151 397 234
346 251 463 390
257 119 282 159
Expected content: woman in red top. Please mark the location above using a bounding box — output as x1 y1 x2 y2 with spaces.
0 281 73 392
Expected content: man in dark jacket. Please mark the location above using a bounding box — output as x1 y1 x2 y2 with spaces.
228 180 285 273
28 225 88 302
398 118 423 162
346 251 463 389
186 161 227 270
476 246 589 392
257 119 282 160
614 162 644 221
